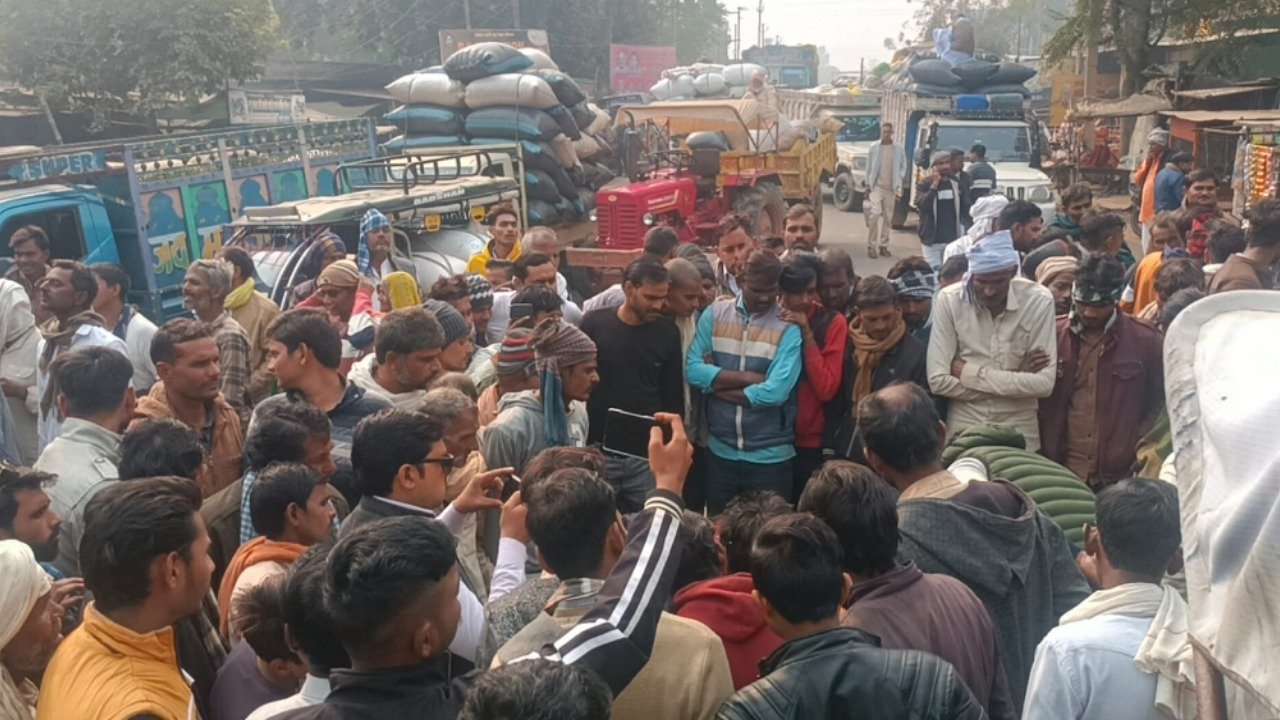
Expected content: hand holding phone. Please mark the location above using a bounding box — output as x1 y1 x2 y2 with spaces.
453 466 516 514
648 412 692 496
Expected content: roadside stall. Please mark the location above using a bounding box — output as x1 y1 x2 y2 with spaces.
1233 119 1280 217
1059 93 1172 193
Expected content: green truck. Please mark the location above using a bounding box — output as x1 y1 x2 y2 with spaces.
742 44 820 89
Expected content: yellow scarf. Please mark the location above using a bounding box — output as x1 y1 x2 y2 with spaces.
224 279 257 310
848 314 906 403
383 271 422 309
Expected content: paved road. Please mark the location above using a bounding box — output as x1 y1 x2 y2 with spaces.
816 196 924 278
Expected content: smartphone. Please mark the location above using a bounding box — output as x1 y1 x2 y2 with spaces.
510 303 535 322
500 473 521 501
603 408 670 459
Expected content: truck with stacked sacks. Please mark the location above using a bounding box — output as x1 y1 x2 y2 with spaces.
380 41 611 241
883 50 1054 228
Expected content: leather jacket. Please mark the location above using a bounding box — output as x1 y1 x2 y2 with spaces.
718 627 987 720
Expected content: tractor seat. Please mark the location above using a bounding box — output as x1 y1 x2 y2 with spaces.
690 148 721 178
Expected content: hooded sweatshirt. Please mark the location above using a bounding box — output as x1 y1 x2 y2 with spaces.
347 354 426 411
478 389 589 475
672 572 783 690
896 481 1090 710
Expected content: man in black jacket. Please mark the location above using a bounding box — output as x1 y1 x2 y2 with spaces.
718 513 984 720
277 413 694 720
830 276 931 461
917 151 971 271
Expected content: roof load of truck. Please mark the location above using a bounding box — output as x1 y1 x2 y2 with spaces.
613 99 777 151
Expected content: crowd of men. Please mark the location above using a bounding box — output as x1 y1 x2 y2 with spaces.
0 164 1271 720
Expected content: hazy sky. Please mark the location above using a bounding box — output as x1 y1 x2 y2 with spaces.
738 0 920 71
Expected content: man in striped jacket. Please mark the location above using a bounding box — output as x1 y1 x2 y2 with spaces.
686 250 803 515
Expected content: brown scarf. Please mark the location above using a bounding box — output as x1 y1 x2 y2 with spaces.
37 310 108 417
848 314 906 403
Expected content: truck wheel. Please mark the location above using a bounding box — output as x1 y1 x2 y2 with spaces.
891 194 910 230
809 185 825 229
832 172 862 212
733 182 786 236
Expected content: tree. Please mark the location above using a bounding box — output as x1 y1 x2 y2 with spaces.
286 0 728 88
1043 0 1280 96
0 0 277 130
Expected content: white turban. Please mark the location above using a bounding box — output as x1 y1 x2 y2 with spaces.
1147 129 1170 146
944 194 1009 263
963 230 1020 305
0 540 50 720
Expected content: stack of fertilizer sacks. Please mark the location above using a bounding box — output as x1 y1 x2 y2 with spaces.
890 52 1036 100
384 42 616 226
648 62 765 101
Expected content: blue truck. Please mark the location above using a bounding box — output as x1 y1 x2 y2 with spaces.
0 119 377 318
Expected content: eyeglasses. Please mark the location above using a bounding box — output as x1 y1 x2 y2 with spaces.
416 455 456 470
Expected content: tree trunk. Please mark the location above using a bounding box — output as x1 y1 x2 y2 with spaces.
1116 0 1151 96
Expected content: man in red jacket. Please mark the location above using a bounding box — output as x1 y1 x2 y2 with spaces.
778 254 847 499
672 492 789 689
1039 254 1164 488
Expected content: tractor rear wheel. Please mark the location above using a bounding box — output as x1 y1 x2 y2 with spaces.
733 182 786 237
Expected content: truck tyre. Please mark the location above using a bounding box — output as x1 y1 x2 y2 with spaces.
733 181 786 236
891 194 910 230
832 172 862 212
809 185 825 229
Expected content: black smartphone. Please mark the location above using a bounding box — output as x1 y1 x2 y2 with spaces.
603 408 670 459
510 302 535 322
500 473 521 501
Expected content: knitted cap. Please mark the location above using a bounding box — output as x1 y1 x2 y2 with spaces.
1035 256 1078 286
531 317 596 372
317 259 360 289
466 274 494 310
495 327 537 378
422 299 470 346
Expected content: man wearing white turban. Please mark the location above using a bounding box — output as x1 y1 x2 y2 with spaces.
944 194 1010 263
925 230 1058 449
0 539 64 720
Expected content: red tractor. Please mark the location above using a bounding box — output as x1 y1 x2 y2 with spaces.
565 100 835 290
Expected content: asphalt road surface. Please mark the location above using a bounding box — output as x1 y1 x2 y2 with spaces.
817 196 925 278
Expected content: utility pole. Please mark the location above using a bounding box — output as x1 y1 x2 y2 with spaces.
734 7 743 59
463 0 472 29
756 0 763 48
513 0 520 28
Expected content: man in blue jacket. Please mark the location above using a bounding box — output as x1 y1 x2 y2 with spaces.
686 250 802 514
1155 152 1192 212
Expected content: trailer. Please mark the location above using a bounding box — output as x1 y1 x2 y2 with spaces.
778 87 883 211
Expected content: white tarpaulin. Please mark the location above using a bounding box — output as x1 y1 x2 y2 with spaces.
1165 291 1280 718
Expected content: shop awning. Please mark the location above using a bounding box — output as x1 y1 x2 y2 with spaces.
1068 94 1171 120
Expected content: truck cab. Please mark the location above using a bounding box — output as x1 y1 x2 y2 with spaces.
917 116 1055 214
0 184 122 278
882 88 1055 228
829 109 882 212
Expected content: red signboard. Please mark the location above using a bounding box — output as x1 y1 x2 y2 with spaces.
609 44 677 93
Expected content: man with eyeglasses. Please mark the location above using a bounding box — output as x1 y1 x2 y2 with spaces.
342 408 528 668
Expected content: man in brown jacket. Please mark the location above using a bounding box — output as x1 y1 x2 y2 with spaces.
1039 254 1164 488
131 318 242 497
1208 198 1280 294
799 461 1016 720
219 246 280 387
